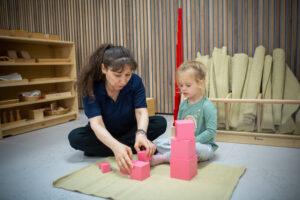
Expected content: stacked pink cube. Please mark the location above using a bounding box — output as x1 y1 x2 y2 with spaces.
137 150 152 162
170 120 198 180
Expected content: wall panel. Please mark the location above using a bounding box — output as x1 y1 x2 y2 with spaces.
0 0 299 114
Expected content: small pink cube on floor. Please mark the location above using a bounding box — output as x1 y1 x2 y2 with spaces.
99 161 107 169
99 162 111 173
170 154 198 181
130 160 150 181
137 150 152 161
171 137 196 159
175 120 195 140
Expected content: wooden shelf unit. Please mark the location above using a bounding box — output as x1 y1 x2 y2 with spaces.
0 36 78 139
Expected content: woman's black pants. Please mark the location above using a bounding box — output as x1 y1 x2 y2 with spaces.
68 116 167 156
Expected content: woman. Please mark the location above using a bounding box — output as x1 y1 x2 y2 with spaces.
68 44 167 173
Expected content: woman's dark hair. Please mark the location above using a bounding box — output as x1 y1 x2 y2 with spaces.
77 44 137 98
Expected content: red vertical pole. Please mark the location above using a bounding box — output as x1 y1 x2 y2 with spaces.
173 8 183 125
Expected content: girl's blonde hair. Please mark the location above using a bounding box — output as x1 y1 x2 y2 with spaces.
176 60 206 82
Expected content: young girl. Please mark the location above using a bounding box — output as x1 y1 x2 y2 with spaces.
150 60 218 166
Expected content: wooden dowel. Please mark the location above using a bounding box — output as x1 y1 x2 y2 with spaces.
9 110 15 122
16 109 21 120
2 111 8 124
209 98 300 104
50 102 57 110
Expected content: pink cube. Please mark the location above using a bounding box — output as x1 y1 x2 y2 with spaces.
120 160 137 175
175 120 195 140
120 168 129 175
171 137 196 159
170 154 198 180
137 150 152 161
99 162 111 173
99 161 108 169
130 160 150 181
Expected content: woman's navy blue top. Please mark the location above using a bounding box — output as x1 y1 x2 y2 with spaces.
82 73 147 137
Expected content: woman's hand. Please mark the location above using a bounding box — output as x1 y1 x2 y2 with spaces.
112 143 133 173
134 133 156 157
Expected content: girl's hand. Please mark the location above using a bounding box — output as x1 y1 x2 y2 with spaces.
134 133 156 157
112 143 133 173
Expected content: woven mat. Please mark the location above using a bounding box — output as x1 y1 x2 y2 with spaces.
53 156 246 200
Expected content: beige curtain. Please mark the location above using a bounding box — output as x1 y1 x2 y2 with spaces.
210 47 230 128
230 53 248 129
261 55 275 132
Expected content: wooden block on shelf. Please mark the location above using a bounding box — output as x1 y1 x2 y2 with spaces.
29 32 45 39
1 119 26 128
9 30 28 38
0 28 10 36
45 107 70 116
146 98 156 116
17 50 31 59
28 108 44 120
29 76 69 82
23 59 36 63
6 50 18 59
45 34 59 40
44 92 72 99
0 56 14 63
36 58 71 63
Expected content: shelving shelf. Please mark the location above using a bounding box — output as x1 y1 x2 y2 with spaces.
0 95 76 109
0 36 78 139
0 62 74 66
2 112 77 137
0 79 76 87
0 36 74 45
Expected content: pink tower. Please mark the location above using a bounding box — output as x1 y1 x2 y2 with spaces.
170 120 198 180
